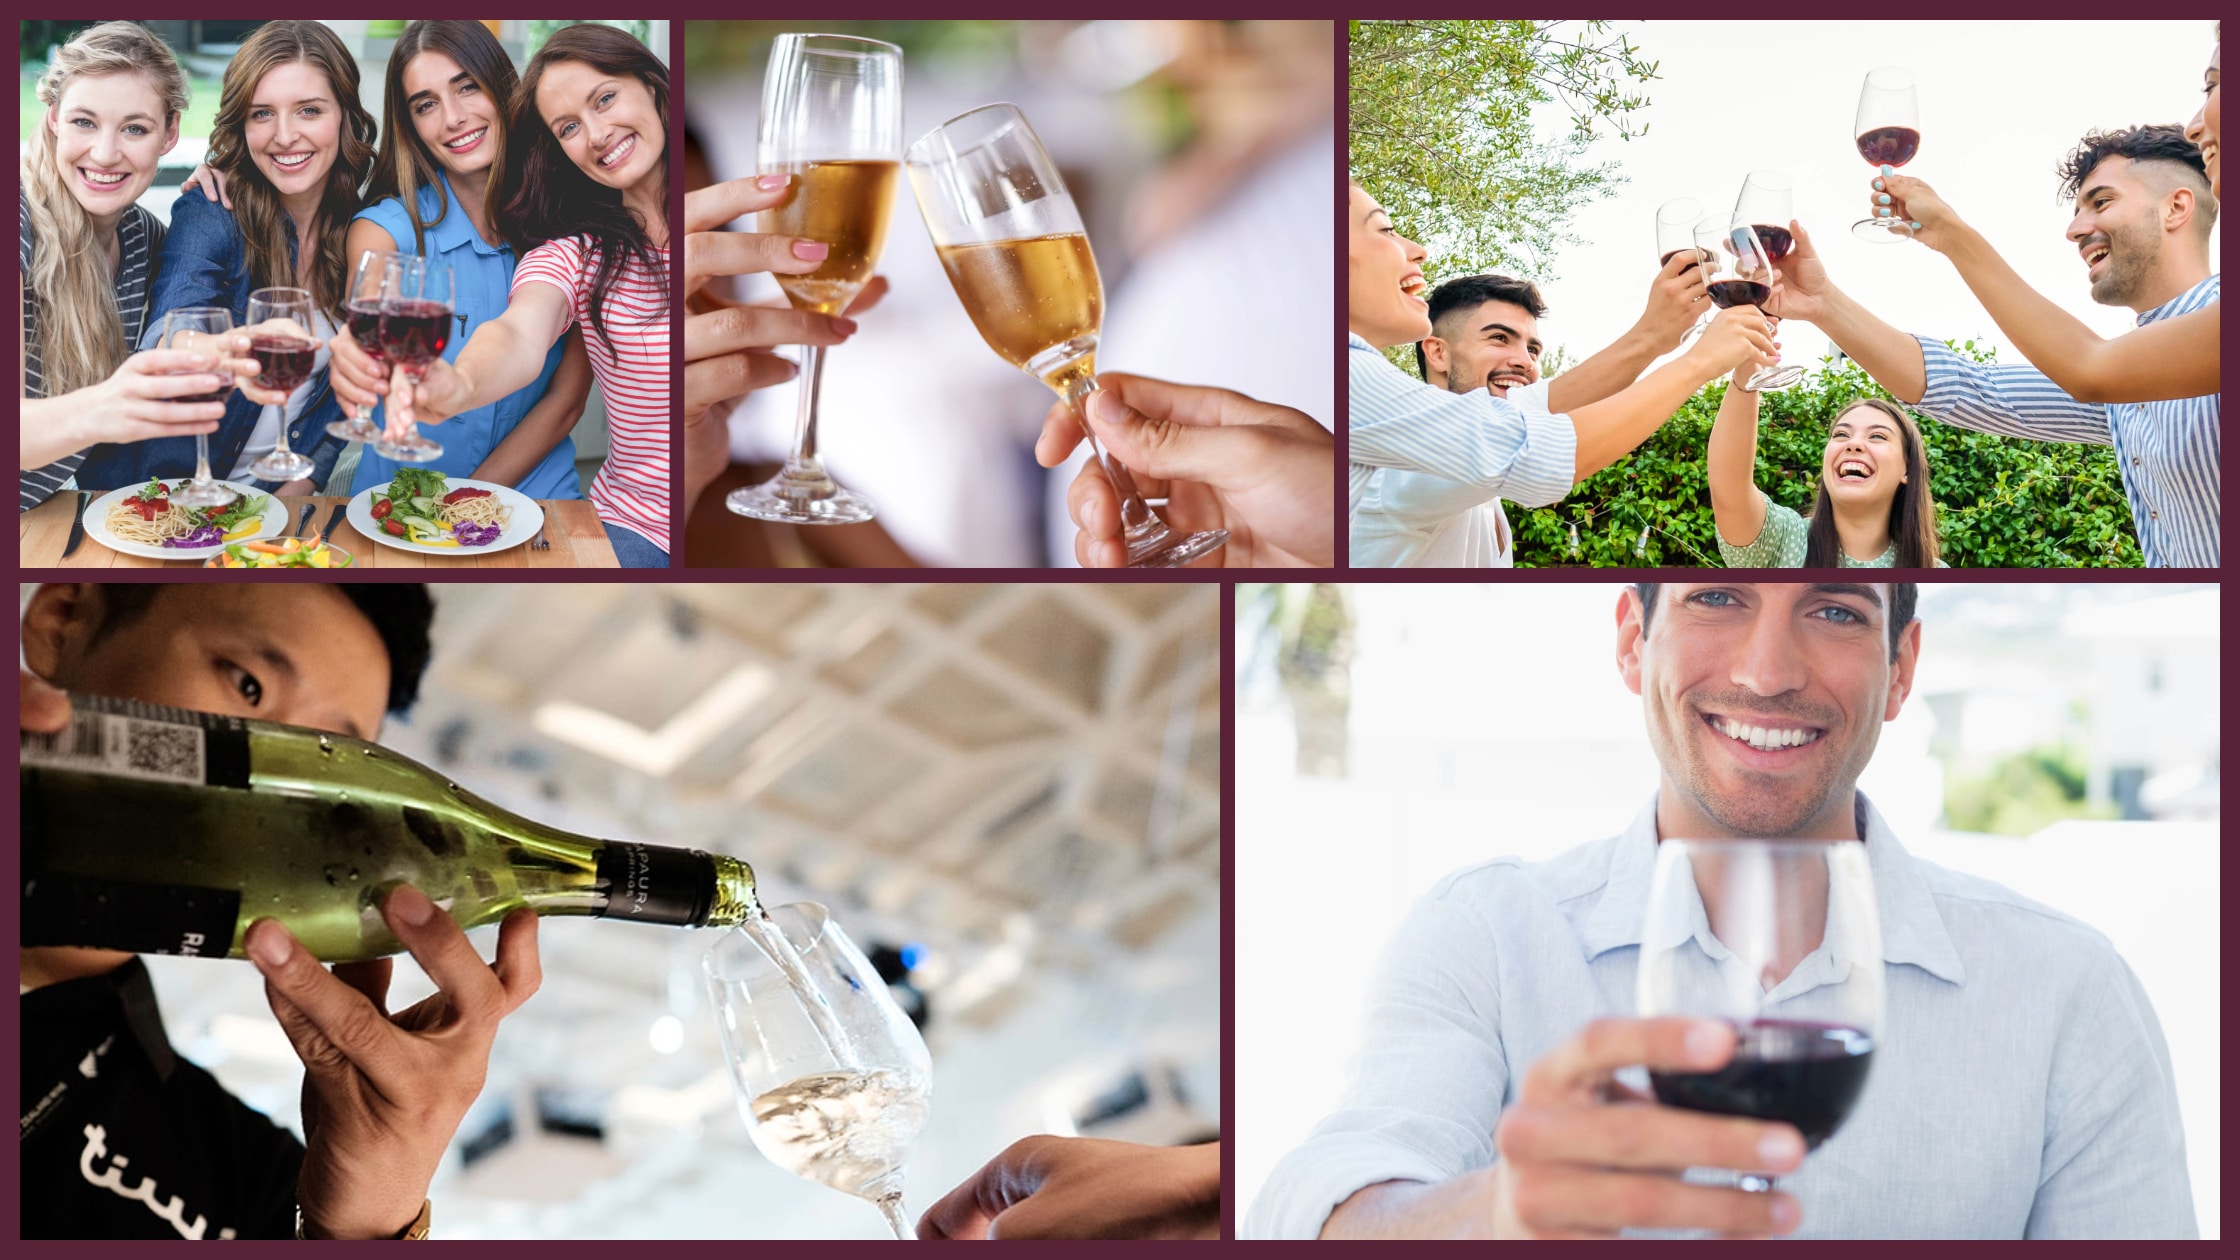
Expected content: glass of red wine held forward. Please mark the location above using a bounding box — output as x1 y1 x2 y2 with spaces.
1656 197 1710 344
1853 66 1922 242
160 306 238 509
373 257 455 464
332 250 414 443
1691 217 1803 392
244 286 317 482
1637 838 1883 1201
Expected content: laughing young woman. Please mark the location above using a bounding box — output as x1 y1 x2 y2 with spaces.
332 24 670 566
75 20 377 497
19 23 254 509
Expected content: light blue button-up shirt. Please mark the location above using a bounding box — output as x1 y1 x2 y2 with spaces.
1245 793 2196 1239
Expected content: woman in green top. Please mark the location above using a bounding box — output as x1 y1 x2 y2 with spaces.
1708 352 1944 568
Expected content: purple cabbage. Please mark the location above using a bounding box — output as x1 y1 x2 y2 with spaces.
452 521 504 547
165 524 225 549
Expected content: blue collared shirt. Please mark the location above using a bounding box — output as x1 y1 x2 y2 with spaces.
1909 273 2219 568
1245 793 2196 1239
1347 334 1577 549
348 172 579 499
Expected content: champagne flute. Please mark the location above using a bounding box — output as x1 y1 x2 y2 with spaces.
907 103 1228 568
332 249 415 442
1656 196 1709 344
1637 839 1883 1200
1692 217 1803 392
161 306 238 509
244 286 318 482
727 33 903 526
704 902 932 1240
1852 67 1921 243
1733 171 1795 263
374 257 453 463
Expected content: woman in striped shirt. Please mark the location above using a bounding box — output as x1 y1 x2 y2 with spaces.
332 24 671 566
18 22 251 510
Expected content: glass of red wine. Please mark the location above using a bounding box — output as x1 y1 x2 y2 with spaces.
243 286 318 482
1691 217 1803 391
374 257 454 463
1637 838 1882 1199
160 306 238 509
1656 197 1710 344
1733 171 1795 264
1852 66 1921 243
332 250 415 443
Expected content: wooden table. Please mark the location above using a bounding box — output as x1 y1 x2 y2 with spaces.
21 494 618 569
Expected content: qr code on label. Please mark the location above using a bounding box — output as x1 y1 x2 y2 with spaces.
122 719 202 780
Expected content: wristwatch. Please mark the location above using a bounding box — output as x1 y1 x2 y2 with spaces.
296 1199 433 1240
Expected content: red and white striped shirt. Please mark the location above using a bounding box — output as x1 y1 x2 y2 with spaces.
513 236 670 552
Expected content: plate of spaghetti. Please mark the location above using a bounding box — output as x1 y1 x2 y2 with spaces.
82 478 286 559
346 468 543 556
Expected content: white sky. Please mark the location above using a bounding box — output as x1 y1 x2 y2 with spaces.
1518 20 2219 371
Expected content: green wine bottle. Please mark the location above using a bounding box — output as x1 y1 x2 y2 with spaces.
21 692 759 962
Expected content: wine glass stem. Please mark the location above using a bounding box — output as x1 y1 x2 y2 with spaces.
789 342 828 475
876 1193 912 1240
1064 374 1156 535
194 434 216 486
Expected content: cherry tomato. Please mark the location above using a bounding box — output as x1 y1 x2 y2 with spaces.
382 517 407 537
371 497 393 519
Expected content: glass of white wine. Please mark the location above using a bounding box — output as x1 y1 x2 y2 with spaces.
727 32 903 527
906 103 1228 568
704 901 932 1239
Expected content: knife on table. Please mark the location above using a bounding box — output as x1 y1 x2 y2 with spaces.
60 490 93 560
319 504 350 542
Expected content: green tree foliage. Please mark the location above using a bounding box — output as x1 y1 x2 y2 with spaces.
1943 741 2114 835
1348 20 1657 284
1509 343 2144 568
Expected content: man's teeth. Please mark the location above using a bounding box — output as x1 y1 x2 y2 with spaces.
2084 245 2109 266
1714 716 1821 750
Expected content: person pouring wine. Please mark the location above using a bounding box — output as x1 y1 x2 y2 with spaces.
1246 582 2194 1240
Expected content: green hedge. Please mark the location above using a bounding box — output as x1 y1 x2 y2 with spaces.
1510 342 2143 568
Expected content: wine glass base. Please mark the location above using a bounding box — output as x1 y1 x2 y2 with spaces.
171 480 237 509
327 416 383 443
250 451 315 482
1125 525 1228 568
1743 364 1806 392
1852 216 1912 243
374 435 444 463
727 480 877 526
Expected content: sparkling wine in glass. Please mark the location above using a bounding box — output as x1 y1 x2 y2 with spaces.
333 250 414 442
1852 67 1921 243
161 306 238 509
908 103 1227 568
244 286 318 482
727 33 903 527
1693 218 1803 392
1733 171 1795 262
704 901 932 1240
1656 196 1709 344
375 257 453 463
1637 838 1882 1198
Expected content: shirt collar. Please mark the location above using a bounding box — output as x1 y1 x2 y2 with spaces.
1347 332 1373 350
1581 790 1967 986
419 170 505 258
2136 272 2221 326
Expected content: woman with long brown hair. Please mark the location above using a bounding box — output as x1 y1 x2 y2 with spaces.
333 23 670 565
76 19 377 496
18 22 255 509
1709 343 1945 568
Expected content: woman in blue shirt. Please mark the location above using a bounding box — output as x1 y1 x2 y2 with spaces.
345 20 590 498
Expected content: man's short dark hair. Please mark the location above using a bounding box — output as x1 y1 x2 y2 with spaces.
1634 582 1917 662
2056 124 2217 231
1415 273 1549 381
92 585 435 714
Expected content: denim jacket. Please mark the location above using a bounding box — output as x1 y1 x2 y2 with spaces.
76 188 347 493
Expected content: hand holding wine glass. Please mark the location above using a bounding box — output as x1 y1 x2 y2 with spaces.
1869 172 1964 253
374 259 456 463
159 307 241 509
243 286 319 482
1691 219 1801 392
1681 304 1781 385
1643 245 1714 352
1852 67 1922 243
328 250 415 442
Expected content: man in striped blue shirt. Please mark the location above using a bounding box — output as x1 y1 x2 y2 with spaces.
1348 182 1777 566
1769 125 2218 568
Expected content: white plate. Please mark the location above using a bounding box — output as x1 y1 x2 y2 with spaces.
346 479 544 556
82 479 290 560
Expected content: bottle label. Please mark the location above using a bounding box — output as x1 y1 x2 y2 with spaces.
593 843 716 926
21 872 240 957
20 695 252 789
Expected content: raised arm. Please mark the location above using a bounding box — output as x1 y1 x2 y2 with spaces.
468 327 592 488
1566 306 1776 483
1546 249 1709 413
1705 359 1769 549
1764 219 1929 403
1882 173 2218 403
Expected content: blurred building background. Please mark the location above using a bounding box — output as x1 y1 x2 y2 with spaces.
684 21 1334 567
40 583 1221 1238
1235 581 2218 1239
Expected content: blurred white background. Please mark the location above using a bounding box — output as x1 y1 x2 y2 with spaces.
1236 581 2218 1239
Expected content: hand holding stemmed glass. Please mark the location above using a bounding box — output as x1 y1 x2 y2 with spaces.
1853 67 1922 243
241 286 320 482
372 258 455 463
1691 218 1802 392
158 307 241 508
329 249 415 443
1656 196 1712 345
907 103 1227 567
1637 838 1883 1208
704 902 933 1240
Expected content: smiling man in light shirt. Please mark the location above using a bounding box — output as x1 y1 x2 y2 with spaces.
1246 582 2195 1240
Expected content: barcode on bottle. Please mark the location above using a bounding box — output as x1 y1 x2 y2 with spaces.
21 711 207 785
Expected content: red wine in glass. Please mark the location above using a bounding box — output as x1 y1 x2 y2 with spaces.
1649 1020 1875 1151
174 384 231 405
1854 66 1921 242
346 300 389 364
1750 225 1794 262
1856 126 1921 168
1706 278 1772 309
249 336 316 394
379 300 453 373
